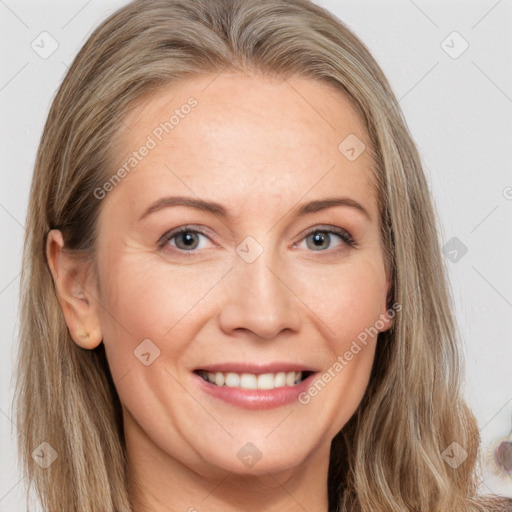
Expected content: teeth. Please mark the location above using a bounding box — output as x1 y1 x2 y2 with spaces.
274 372 286 387
224 373 239 387
257 373 274 390
240 373 258 389
200 370 305 389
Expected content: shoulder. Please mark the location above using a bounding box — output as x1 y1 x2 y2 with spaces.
489 496 512 512
477 495 512 512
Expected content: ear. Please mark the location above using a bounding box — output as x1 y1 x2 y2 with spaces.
45 229 103 349
378 272 396 333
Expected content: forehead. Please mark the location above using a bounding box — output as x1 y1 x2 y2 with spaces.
106 72 378 220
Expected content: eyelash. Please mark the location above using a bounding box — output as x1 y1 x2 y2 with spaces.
157 224 358 257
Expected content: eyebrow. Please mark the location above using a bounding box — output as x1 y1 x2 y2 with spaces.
138 195 371 221
297 197 371 220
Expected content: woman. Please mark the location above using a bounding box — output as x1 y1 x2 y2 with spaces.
14 0 512 510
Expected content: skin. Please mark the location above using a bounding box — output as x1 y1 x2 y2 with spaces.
46 72 393 512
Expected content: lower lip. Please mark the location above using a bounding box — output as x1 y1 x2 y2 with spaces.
193 372 317 410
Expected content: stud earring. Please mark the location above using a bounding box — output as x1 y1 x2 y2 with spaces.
78 330 90 340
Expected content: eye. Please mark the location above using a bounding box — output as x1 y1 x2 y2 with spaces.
157 224 357 257
294 225 357 253
158 225 217 255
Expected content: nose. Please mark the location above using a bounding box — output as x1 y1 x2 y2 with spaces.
217 244 302 340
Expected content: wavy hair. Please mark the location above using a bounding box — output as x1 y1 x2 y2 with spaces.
14 0 511 510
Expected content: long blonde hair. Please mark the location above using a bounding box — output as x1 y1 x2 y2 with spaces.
14 0 511 510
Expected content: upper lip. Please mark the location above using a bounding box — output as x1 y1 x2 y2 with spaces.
194 362 319 374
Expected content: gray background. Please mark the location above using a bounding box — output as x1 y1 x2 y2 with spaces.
1 0 511 509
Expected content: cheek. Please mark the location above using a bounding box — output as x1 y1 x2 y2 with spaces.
96 256 229 374
296 261 385 432
98 250 386 354
295 257 387 350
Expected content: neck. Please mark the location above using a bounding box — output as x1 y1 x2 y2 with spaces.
124 410 331 512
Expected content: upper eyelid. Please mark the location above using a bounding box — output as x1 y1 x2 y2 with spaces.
301 224 353 240
295 226 356 249
158 225 219 246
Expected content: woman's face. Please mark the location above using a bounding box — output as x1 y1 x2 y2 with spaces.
91 73 392 479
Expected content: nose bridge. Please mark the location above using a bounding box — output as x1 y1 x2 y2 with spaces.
237 236 283 302
218 235 301 338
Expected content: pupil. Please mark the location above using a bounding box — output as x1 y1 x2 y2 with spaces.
179 231 197 249
311 232 328 250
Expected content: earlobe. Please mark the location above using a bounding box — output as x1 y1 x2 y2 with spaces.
378 308 393 333
378 276 395 333
45 229 103 349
